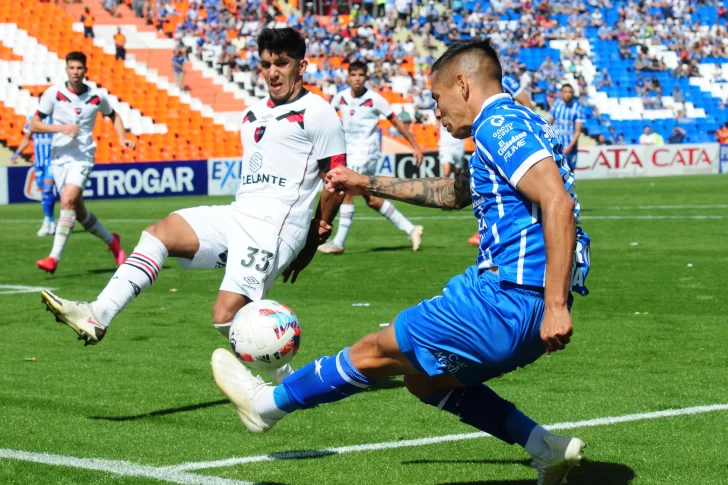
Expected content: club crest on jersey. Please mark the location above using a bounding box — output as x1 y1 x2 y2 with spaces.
75 108 82 115
254 126 266 143
350 109 355 116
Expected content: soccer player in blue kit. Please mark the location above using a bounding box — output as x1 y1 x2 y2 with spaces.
211 38 591 485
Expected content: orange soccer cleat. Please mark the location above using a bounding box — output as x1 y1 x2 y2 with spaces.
468 232 480 246
37 256 58 274
109 233 126 266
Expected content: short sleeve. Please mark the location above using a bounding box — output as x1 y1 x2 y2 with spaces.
475 116 553 188
330 91 342 111
372 92 394 119
306 101 347 172
99 93 114 116
575 104 586 123
37 87 56 117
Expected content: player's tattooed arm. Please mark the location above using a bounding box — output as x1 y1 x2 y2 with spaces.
365 171 472 210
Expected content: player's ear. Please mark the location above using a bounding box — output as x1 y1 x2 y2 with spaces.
456 73 469 101
299 58 309 76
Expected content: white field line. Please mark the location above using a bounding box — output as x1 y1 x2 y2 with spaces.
170 403 728 472
0 214 727 225
0 449 254 485
0 285 57 295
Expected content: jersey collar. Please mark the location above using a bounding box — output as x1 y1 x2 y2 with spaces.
472 92 512 126
266 88 309 108
65 82 89 97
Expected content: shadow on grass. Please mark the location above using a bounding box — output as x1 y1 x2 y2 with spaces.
89 399 229 421
368 245 413 253
403 458 634 485
369 377 407 393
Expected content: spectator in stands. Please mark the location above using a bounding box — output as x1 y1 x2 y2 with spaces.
597 133 611 145
395 0 411 30
672 85 684 103
667 126 687 144
218 41 237 82
81 7 94 38
114 28 126 61
639 126 658 145
635 73 645 95
715 122 728 144
104 0 121 18
595 68 612 89
173 48 186 90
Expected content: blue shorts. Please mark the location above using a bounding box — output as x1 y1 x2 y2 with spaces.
34 164 54 189
394 267 547 386
565 150 578 171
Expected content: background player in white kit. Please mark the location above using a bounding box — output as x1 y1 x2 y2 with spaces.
31 52 134 274
318 61 425 255
439 123 465 179
40 29 346 383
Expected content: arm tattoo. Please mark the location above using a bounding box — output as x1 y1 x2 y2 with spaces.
365 172 472 209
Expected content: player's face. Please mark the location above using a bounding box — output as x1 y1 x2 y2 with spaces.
431 72 471 139
260 50 307 103
347 69 367 93
66 60 87 83
561 86 574 103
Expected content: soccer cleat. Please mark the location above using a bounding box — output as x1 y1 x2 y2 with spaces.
40 290 106 346
532 435 586 485
109 233 126 266
468 232 480 246
36 256 58 274
317 241 345 254
37 221 55 237
211 348 279 434
410 225 424 251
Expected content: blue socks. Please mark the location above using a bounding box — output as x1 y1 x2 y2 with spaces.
421 385 537 446
274 347 374 411
42 181 55 222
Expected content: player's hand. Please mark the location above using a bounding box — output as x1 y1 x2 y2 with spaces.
314 218 333 245
325 167 369 196
9 154 17 164
61 124 80 137
540 306 573 355
563 144 573 155
121 139 136 150
413 146 424 166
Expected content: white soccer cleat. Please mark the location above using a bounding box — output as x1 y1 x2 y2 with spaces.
317 241 345 254
532 434 586 485
270 363 294 385
211 348 279 434
40 290 106 345
37 221 54 237
410 225 424 251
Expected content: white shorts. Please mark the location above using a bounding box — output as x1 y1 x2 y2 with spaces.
174 205 298 300
347 151 379 175
439 147 466 170
52 160 94 193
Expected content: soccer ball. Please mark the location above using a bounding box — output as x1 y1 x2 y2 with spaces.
229 300 301 371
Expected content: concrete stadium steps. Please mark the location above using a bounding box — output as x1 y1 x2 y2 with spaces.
63 0 156 32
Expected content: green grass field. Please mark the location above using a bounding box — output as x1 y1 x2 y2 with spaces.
1 174 727 485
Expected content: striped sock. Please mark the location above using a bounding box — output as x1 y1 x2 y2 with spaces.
49 209 76 262
332 203 355 248
378 200 414 235
81 212 113 245
91 231 168 327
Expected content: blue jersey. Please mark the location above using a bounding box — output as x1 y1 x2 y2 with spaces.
501 75 523 98
470 93 588 294
24 116 53 169
548 99 585 147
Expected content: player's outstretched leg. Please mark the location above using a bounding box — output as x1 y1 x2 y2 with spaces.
212 324 412 433
318 194 354 254
408 376 585 485
79 211 126 265
365 195 423 251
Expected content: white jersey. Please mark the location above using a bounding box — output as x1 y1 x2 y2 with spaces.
331 87 394 154
235 90 346 247
37 83 114 163
438 124 465 151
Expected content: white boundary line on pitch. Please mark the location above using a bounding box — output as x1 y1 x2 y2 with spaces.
170 403 728 472
0 449 254 485
1 214 727 225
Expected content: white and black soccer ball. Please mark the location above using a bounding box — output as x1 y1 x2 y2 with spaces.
229 300 301 371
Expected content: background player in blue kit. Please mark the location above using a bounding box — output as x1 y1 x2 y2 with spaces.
211 37 591 485
11 114 56 237
548 84 585 172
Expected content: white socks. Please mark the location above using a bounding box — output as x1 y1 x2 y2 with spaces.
81 212 113 245
50 209 76 261
379 200 415 235
524 425 552 461
255 386 290 420
214 322 232 338
332 203 355 248
91 231 168 327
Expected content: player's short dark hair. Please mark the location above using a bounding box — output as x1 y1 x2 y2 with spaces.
348 61 368 74
257 28 306 60
431 36 502 84
66 51 87 67
561 83 574 91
